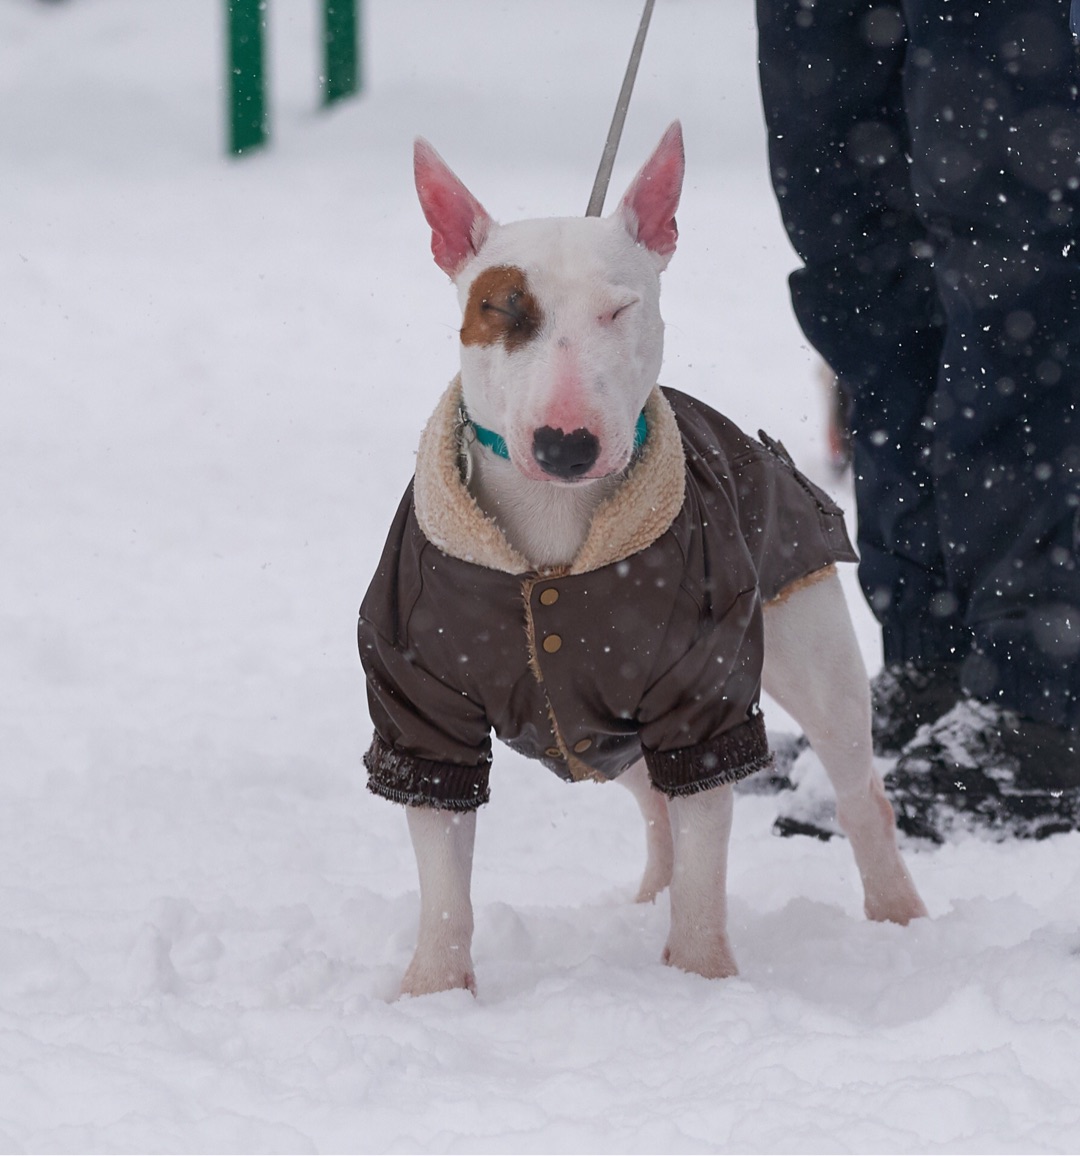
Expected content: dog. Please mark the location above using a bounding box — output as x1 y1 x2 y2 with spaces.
359 122 926 998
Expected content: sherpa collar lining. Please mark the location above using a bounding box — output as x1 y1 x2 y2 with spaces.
413 378 687 576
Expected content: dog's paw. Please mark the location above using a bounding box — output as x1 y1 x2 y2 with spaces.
661 937 738 980
839 778 929 926
399 951 477 999
863 878 928 926
634 845 674 904
634 875 669 904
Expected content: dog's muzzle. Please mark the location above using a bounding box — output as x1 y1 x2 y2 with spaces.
532 426 600 479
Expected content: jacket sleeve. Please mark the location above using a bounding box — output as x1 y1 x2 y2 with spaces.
635 586 772 797
359 615 493 810
358 490 493 812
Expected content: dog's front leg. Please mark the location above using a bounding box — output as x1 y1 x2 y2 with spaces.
401 807 477 997
663 784 738 979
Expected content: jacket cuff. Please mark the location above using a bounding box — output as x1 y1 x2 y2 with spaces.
643 712 773 798
364 734 491 811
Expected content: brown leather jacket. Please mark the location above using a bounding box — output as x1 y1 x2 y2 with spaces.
359 383 856 811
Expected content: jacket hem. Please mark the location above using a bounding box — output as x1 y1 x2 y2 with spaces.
765 563 836 607
364 734 491 811
643 712 773 798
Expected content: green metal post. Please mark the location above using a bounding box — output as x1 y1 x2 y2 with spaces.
228 0 268 155
323 0 361 106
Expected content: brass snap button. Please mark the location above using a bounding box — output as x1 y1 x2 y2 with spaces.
539 587 559 606
544 747 563 759
573 738 593 754
542 634 562 653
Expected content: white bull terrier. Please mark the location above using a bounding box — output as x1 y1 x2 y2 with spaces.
363 122 926 997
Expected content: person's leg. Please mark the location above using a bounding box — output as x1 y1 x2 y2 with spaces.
884 0 1080 840
903 0 1080 730
756 0 969 673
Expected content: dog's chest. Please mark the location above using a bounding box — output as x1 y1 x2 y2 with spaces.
465 451 622 570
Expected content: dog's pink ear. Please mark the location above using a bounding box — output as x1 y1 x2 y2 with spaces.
616 121 684 267
414 139 493 278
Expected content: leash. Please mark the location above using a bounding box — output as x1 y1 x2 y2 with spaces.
585 0 657 217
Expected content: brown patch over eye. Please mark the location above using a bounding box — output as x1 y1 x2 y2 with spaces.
460 265 542 352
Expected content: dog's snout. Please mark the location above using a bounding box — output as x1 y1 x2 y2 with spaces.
532 426 600 479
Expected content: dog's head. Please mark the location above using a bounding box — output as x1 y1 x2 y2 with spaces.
414 123 684 484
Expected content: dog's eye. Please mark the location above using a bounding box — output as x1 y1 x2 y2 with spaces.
482 294 528 326
473 283 541 351
607 299 638 323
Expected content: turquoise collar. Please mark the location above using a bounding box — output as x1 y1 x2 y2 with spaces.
469 411 648 461
471 422 511 459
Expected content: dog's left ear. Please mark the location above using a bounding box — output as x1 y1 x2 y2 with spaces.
616 121 684 269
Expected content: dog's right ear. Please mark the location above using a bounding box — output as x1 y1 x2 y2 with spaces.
414 139 493 279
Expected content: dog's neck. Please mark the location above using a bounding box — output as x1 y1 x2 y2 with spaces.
463 438 621 569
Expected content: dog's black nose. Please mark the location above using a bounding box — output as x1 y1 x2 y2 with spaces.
532 426 600 479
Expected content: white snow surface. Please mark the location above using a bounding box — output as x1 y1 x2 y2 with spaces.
4 1 1080 1151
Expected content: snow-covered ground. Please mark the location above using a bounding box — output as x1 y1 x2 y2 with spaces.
4 1 1080 1150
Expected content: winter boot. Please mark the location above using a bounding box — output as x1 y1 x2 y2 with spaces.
885 699 1080 843
772 748 844 841
871 661 963 756
736 731 808 796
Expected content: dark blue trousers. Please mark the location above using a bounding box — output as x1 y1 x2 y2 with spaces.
756 0 1080 728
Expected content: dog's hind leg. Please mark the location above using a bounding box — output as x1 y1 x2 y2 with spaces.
618 759 674 903
762 570 927 925
663 783 739 978
400 807 478 997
